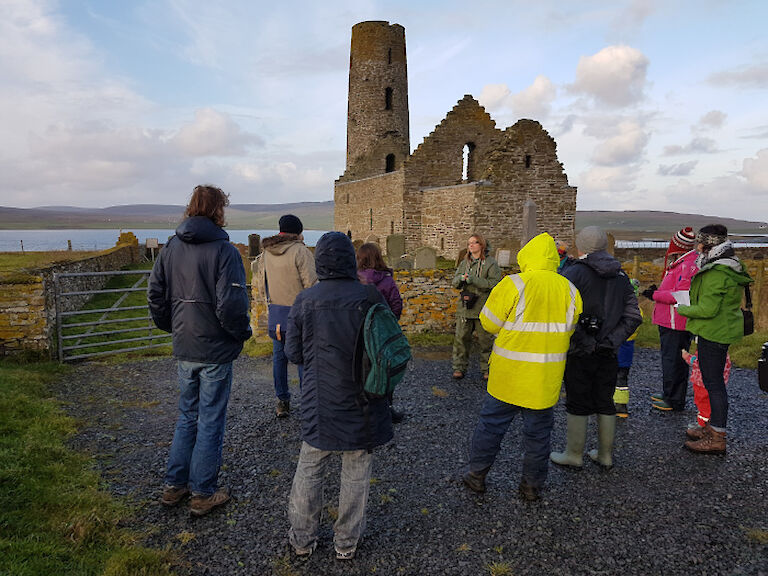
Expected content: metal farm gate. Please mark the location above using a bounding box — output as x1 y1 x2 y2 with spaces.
54 270 171 362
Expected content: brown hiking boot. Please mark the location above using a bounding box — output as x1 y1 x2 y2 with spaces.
462 466 490 493
684 425 726 454
160 484 189 506
452 370 465 380
189 488 231 516
686 425 706 440
276 399 290 418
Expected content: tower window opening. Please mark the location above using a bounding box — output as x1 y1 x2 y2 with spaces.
345 193 349 204
390 221 394 234
347 230 352 239
525 154 532 168
388 47 392 64
385 87 393 110
462 142 476 181
440 238 445 251
385 154 396 173
370 208 373 230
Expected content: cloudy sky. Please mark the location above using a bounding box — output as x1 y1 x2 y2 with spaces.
2 0 767 220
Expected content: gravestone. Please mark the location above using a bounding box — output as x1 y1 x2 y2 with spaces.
413 246 437 269
522 199 537 244
248 234 261 258
352 239 364 252
387 234 406 258
606 232 615 256
365 234 380 245
496 249 511 268
393 256 414 270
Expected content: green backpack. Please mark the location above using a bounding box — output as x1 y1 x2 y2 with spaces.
354 286 412 398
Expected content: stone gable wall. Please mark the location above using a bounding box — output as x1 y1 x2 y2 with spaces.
335 170 405 246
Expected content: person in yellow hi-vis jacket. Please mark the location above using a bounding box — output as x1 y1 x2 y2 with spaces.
462 233 583 501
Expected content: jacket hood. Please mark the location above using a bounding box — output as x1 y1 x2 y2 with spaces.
358 268 392 284
262 233 303 255
315 232 358 280
175 216 229 244
700 258 752 285
578 250 622 278
517 232 560 273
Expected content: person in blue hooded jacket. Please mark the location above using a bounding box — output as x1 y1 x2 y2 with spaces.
148 185 252 517
284 231 393 561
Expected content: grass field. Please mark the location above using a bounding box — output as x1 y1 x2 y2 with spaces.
0 358 173 576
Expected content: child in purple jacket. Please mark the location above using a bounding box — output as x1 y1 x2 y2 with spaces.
356 243 403 319
357 243 404 422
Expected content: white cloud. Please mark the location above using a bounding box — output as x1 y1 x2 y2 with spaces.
742 148 768 190
570 45 649 107
172 108 263 157
663 137 718 155
708 63 768 89
478 76 556 118
580 165 642 194
591 121 649 166
696 110 726 130
658 160 698 176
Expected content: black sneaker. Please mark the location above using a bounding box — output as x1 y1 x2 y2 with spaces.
276 399 290 418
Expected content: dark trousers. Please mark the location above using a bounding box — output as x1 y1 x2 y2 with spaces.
468 393 554 489
658 326 692 410
697 337 730 428
564 351 618 415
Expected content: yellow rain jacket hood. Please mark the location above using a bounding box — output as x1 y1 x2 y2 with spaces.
480 233 583 409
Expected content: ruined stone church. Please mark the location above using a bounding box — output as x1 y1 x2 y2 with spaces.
334 21 577 260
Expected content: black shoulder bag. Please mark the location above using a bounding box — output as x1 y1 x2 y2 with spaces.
743 285 754 337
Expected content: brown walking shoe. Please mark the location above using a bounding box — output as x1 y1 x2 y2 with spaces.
452 370 465 379
684 425 726 454
276 399 290 418
160 484 190 506
685 425 706 440
189 488 231 516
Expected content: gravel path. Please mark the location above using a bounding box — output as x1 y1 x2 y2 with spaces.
59 348 768 576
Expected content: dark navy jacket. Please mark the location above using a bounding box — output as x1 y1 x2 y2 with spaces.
285 232 393 451
147 216 252 364
561 251 642 356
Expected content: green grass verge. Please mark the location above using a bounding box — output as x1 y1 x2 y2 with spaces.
0 358 174 576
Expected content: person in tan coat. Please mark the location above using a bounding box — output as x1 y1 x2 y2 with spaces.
252 215 316 417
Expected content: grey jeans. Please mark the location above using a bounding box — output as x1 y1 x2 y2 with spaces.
288 442 373 553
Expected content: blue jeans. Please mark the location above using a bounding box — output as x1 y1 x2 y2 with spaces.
165 361 233 496
288 442 373 553
469 393 554 489
697 337 730 429
272 338 303 402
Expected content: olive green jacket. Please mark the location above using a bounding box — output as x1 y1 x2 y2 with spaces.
451 256 502 319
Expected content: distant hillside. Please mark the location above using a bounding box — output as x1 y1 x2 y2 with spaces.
0 204 765 240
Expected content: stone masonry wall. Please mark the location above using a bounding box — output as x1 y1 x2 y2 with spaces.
419 183 476 257
335 170 405 247
0 243 140 357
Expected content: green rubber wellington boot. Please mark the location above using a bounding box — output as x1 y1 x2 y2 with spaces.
550 414 588 468
588 414 616 469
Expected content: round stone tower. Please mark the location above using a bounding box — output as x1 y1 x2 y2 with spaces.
345 21 410 179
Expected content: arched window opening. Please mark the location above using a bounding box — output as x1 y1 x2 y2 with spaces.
369 208 373 231
525 154 532 168
385 154 396 173
462 142 476 181
385 87 393 110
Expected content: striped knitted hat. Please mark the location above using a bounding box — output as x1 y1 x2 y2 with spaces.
668 226 695 254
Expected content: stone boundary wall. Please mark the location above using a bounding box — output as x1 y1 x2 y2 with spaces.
0 244 140 357
251 257 768 338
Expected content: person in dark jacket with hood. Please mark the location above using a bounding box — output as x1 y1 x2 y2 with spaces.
285 232 393 561
550 226 642 470
148 185 252 517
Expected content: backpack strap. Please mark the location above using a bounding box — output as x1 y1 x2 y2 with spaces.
354 284 382 454
745 284 753 310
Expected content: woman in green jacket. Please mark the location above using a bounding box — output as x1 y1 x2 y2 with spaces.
451 233 502 380
677 224 752 454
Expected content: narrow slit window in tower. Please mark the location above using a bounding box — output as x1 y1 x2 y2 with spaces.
345 193 349 204
347 230 352 239
388 47 392 64
462 143 476 181
369 209 373 230
385 154 395 173
525 154 532 168
390 221 394 234
385 87 393 110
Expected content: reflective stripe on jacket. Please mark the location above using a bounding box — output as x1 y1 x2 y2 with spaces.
480 233 583 409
